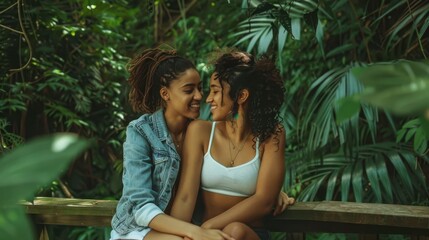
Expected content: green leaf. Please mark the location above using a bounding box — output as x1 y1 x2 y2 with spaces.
291 18 301 40
336 95 361 124
0 206 33 240
325 169 339 200
365 158 382 202
375 157 393 203
258 27 273 53
414 129 428 155
315 19 325 57
352 61 429 116
405 128 417 142
420 114 429 138
352 161 363 202
388 153 414 197
251 2 276 16
278 9 294 39
341 165 352 201
326 43 356 58
0 133 92 205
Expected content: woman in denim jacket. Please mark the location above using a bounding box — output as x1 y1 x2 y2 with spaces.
111 48 293 240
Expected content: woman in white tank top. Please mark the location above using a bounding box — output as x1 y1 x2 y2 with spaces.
171 51 291 240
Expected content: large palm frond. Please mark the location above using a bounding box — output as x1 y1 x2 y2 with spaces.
295 142 428 204
233 0 321 63
297 64 384 156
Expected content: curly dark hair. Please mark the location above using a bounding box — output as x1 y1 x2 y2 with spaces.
128 48 196 113
213 53 285 144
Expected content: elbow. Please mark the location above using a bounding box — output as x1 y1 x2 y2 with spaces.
176 192 190 204
258 196 277 216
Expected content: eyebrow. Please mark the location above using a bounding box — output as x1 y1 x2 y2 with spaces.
210 84 221 89
181 82 202 88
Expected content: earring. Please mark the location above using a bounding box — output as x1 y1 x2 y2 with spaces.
233 112 239 120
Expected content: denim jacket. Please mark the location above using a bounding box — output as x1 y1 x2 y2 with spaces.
111 109 180 235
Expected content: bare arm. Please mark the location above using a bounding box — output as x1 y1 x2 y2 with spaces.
201 127 286 229
149 121 233 240
149 214 233 240
170 120 208 222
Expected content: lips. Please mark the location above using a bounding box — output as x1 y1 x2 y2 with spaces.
190 103 200 111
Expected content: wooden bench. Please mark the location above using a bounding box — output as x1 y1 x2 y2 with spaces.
23 197 429 239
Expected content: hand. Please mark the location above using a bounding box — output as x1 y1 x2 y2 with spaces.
231 51 252 64
189 228 235 240
201 220 214 229
273 191 295 216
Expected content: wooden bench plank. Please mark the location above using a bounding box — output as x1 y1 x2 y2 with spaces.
266 201 429 234
269 201 429 232
23 197 429 235
23 197 116 227
23 197 117 216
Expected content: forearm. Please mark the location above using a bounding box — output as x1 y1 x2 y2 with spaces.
202 195 274 229
170 196 197 222
171 121 205 222
149 213 200 238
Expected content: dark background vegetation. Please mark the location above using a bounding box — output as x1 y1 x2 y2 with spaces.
1 0 428 239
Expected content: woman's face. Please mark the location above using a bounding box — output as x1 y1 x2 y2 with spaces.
206 72 234 121
164 68 202 119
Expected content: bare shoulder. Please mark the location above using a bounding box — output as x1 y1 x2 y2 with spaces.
263 124 286 150
188 119 212 131
186 120 213 139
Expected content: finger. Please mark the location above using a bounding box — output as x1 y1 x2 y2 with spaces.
288 197 296 205
272 202 282 216
220 231 235 240
282 191 288 198
281 200 288 212
275 201 282 213
281 200 288 213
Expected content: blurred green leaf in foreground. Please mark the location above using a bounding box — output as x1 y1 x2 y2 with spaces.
352 60 429 116
350 60 429 154
0 134 91 240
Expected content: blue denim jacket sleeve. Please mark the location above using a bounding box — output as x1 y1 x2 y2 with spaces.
122 124 164 227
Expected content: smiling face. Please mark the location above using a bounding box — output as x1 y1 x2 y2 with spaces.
163 69 202 120
206 72 234 121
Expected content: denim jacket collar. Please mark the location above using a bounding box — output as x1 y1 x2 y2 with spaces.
151 109 178 154
152 109 169 141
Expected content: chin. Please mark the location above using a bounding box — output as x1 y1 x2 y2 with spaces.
188 112 200 120
211 115 223 121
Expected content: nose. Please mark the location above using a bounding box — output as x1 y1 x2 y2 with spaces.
206 93 212 103
194 89 202 101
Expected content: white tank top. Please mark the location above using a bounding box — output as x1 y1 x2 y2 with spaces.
201 122 260 197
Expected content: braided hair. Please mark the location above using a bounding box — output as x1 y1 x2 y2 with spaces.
213 53 285 143
128 48 196 113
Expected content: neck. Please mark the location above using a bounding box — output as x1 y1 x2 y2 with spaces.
224 112 251 143
163 109 190 136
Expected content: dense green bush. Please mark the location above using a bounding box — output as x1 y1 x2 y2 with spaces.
1 0 428 239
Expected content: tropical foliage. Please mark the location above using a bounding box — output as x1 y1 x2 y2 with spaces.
1 0 428 239
234 0 429 204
